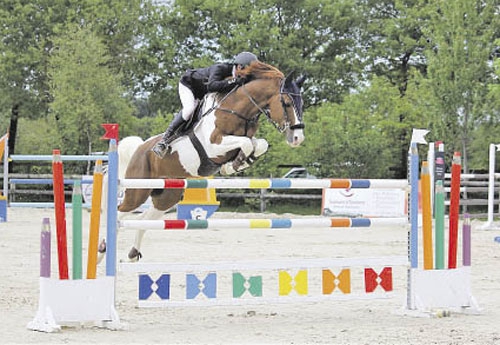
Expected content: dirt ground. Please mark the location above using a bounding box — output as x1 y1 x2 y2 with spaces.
1 207 500 345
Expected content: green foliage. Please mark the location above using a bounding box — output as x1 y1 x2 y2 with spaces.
48 26 134 155
165 0 364 106
419 0 499 170
16 117 61 154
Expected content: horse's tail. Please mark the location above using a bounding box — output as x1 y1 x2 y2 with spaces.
117 136 144 179
101 136 144 216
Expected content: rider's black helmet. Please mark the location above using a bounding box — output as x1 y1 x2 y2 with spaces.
232 52 258 67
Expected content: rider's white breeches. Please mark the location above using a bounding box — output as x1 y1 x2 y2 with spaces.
179 82 199 121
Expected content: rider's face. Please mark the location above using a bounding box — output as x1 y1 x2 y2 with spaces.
234 64 245 78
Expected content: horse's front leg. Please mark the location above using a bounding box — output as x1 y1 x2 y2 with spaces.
220 137 269 175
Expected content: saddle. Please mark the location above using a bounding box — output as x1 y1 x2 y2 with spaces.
167 96 212 143
166 94 227 176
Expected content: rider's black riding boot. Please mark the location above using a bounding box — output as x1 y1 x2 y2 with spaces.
152 111 187 158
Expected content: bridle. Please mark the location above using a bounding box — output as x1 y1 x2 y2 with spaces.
217 78 304 135
279 79 305 131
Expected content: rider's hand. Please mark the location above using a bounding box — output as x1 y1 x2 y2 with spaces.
229 77 245 86
235 76 246 85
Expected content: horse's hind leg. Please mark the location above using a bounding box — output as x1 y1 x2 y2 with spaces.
127 207 166 261
128 189 184 261
95 209 135 264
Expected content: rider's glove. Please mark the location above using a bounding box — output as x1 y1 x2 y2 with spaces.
235 76 246 85
229 77 246 86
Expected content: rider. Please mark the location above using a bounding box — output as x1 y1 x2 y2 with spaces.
152 51 259 158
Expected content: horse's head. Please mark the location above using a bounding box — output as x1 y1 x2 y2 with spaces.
271 73 306 147
220 62 306 147
241 70 306 147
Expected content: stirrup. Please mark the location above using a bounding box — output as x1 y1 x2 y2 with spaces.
152 141 169 158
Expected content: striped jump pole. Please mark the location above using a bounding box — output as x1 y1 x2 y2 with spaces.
119 217 409 230
10 154 108 162
120 178 408 190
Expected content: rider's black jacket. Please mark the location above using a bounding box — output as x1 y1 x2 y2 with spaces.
180 63 236 99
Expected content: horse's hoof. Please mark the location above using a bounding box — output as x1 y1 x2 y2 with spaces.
220 163 235 175
128 247 143 262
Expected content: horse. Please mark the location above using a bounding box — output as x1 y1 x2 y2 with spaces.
115 61 306 261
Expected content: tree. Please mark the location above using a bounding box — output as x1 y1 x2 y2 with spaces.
0 1 49 155
469 38 500 171
355 0 434 178
0 0 156 156
48 26 133 154
419 0 499 172
304 76 429 179
151 0 364 110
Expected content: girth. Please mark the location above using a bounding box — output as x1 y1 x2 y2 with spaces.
188 132 222 176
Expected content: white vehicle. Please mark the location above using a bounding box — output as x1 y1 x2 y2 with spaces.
282 167 316 179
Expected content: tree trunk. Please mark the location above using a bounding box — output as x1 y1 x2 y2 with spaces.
397 53 412 179
8 104 19 172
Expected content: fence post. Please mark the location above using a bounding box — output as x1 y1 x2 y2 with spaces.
260 189 266 213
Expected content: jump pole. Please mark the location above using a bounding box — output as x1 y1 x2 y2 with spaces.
119 217 408 230
105 139 118 277
480 143 500 230
87 160 103 279
421 161 433 269
52 149 69 280
448 152 461 269
1 133 8 200
40 218 51 278
120 178 408 190
72 181 83 280
434 180 445 269
408 142 419 269
462 214 471 267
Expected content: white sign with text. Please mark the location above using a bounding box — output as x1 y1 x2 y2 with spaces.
322 188 406 217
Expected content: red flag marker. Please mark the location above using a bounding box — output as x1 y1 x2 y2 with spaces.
101 123 119 141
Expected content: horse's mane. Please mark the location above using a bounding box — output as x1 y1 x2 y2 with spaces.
238 61 284 80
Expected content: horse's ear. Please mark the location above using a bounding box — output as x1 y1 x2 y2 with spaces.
295 74 306 88
285 71 295 86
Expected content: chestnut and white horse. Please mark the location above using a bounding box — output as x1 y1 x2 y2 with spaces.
111 62 306 260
